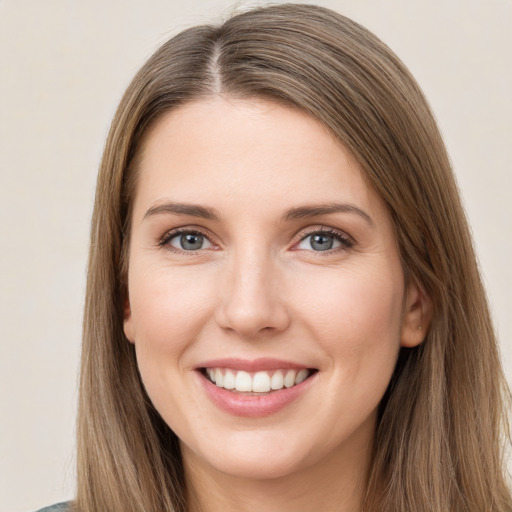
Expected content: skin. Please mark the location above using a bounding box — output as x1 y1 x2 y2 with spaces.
123 96 428 512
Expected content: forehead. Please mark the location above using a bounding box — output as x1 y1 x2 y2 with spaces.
132 96 386 222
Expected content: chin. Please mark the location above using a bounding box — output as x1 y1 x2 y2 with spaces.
210 451 307 481
183 431 314 481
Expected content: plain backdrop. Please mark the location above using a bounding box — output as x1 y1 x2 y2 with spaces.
1 1 511 510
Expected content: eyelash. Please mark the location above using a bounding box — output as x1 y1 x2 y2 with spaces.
158 226 354 255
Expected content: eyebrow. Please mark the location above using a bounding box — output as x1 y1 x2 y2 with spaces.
143 201 374 226
283 203 374 226
143 202 221 221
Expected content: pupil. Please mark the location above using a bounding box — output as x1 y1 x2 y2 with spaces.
181 233 203 250
311 234 333 251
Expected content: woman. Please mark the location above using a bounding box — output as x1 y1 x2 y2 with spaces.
39 3 511 511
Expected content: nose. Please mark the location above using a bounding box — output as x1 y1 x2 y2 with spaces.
215 250 291 338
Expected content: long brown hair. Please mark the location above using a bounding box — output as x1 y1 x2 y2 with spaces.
77 4 511 511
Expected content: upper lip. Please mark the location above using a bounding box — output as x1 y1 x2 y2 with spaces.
195 357 314 372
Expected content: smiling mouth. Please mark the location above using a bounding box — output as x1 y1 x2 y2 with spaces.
201 367 317 393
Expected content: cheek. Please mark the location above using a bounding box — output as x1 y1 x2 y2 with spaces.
127 264 217 364
294 262 404 372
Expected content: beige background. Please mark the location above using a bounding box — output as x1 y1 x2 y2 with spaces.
0 1 510 510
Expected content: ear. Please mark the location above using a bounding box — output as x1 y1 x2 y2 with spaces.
123 296 136 344
400 277 432 348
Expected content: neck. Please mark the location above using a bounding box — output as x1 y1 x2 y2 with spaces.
183 429 373 512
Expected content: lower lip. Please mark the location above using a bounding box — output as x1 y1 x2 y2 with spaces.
198 371 316 418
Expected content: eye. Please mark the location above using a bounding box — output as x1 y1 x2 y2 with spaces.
296 230 352 252
165 230 214 251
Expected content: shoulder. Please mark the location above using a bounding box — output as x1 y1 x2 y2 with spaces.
34 503 70 512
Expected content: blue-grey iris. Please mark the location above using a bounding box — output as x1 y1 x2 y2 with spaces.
181 233 204 250
311 234 334 251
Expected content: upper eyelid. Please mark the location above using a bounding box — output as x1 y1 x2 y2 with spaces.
292 225 354 244
161 225 350 237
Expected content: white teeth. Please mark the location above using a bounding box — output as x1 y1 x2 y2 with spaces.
205 368 312 393
252 371 271 392
295 369 309 385
284 370 296 388
270 370 284 390
223 369 235 390
215 368 224 388
235 371 252 392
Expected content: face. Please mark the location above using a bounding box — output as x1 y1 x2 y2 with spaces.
124 97 425 482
